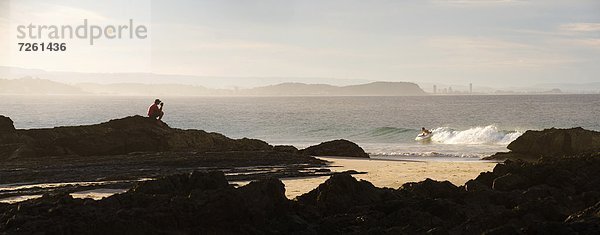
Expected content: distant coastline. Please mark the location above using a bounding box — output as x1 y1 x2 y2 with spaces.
0 78 426 96
2 66 600 96
2 77 600 96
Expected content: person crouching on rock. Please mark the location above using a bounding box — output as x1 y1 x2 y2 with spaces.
148 98 164 120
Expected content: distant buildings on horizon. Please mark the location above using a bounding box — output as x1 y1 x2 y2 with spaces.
429 83 567 95
432 83 473 95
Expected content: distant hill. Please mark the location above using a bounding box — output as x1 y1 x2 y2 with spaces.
0 78 426 96
338 82 426 96
78 81 426 96
0 77 85 95
533 82 600 93
2 66 599 94
242 82 425 96
76 83 232 96
0 66 370 89
240 83 339 96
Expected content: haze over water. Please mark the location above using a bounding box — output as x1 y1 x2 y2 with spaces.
4 94 600 161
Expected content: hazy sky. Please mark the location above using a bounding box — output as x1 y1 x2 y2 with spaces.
1 0 599 87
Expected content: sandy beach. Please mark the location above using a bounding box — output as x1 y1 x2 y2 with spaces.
282 157 497 199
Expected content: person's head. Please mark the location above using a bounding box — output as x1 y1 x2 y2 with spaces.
421 127 425 131
154 99 161 104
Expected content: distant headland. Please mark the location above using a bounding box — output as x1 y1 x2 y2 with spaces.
0 78 426 96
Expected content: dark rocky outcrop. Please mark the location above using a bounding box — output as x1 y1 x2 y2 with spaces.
1 124 600 233
484 127 600 161
0 171 306 234
0 115 272 159
565 201 600 230
0 115 15 134
297 173 391 215
300 139 369 158
401 178 460 198
0 116 21 160
130 170 230 194
273 145 298 154
0 116 330 196
2 152 600 234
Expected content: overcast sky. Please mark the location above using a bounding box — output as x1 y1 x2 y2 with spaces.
1 0 599 87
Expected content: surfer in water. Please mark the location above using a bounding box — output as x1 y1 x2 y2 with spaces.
421 127 432 135
415 127 433 141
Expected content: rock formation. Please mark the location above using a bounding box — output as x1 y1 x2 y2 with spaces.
1 121 599 233
485 127 600 161
1 116 370 161
0 115 15 134
0 115 272 159
2 152 600 234
0 171 304 234
300 139 369 158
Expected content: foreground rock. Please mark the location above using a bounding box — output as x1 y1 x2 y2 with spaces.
2 122 599 233
0 115 271 160
2 152 600 234
300 139 369 158
0 116 332 198
0 171 303 234
2 126 598 234
0 115 15 134
485 127 600 161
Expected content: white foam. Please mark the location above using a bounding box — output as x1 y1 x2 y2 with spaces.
370 151 483 158
430 125 522 145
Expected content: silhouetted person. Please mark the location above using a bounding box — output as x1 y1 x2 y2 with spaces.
148 99 164 120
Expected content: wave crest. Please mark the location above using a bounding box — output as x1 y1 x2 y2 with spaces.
370 151 483 158
430 125 522 145
368 127 413 136
349 127 414 142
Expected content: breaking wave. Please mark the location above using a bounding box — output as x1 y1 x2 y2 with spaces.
369 151 485 159
430 125 522 145
365 127 413 137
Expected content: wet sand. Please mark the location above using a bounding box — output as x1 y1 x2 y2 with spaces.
282 157 496 199
1 156 496 203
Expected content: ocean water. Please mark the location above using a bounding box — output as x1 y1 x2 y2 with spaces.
3 94 600 161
